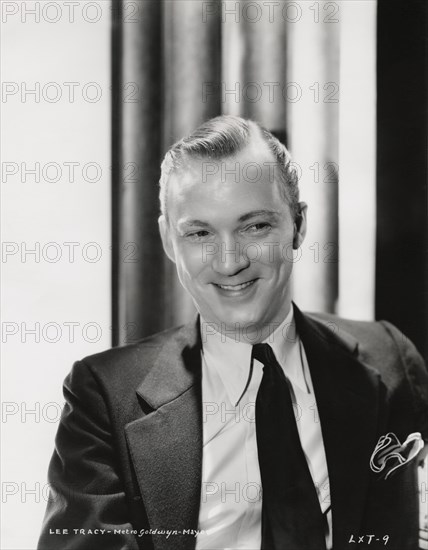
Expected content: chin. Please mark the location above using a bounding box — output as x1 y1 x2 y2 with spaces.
218 308 264 330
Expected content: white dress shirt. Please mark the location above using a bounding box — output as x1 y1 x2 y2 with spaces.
196 308 332 550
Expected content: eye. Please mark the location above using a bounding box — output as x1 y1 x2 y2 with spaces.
185 230 211 240
245 223 271 233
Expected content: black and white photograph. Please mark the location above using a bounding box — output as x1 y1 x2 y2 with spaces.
2 1 428 549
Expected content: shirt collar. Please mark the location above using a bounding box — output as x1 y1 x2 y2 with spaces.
200 306 310 407
201 319 253 407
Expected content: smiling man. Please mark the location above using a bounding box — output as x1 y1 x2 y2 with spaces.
39 116 428 550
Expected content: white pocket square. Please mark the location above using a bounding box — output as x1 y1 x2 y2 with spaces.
369 432 424 480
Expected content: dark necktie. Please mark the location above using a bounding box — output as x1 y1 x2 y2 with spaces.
253 343 326 550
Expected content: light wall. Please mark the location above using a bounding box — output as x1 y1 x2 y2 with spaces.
290 0 377 320
1 2 111 548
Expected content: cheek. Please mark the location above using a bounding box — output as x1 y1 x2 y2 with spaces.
257 239 295 269
174 243 209 281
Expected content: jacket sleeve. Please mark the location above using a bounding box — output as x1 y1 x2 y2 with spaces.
37 360 141 550
380 321 428 443
380 321 428 550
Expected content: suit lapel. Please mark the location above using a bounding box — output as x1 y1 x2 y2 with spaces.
125 320 202 550
294 306 383 548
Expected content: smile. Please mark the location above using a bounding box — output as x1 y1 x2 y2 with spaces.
215 280 257 291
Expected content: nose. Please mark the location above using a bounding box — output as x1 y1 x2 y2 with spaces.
211 236 251 276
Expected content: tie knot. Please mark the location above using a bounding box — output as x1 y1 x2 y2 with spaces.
252 343 276 365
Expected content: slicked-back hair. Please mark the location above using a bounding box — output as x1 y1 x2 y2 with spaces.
159 115 300 222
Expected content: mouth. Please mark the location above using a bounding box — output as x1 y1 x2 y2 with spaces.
213 279 258 295
216 280 255 290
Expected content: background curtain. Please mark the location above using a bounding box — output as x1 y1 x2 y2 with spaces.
112 0 427 360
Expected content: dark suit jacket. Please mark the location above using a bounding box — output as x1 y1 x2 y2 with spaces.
38 305 428 550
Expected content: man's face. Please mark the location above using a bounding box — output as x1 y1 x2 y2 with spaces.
159 139 307 341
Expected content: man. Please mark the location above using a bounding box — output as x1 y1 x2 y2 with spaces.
38 116 428 550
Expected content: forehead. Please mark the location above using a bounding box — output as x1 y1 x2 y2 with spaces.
167 140 289 224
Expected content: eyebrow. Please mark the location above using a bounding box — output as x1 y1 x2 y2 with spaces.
237 210 281 223
178 219 211 229
178 210 281 229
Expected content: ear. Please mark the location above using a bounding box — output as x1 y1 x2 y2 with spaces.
158 215 176 263
293 202 308 249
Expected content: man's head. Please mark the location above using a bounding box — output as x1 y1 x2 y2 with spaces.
158 115 307 342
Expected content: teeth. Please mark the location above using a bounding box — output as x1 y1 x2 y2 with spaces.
218 281 254 291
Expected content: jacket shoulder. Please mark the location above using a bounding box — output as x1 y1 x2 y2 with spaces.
306 311 390 344
307 311 428 431
70 323 191 393
306 309 426 377
305 310 422 362
84 324 184 365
